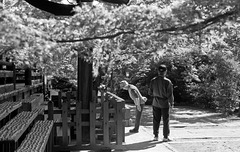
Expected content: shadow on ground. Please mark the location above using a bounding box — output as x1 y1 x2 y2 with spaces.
127 104 238 127
121 140 164 151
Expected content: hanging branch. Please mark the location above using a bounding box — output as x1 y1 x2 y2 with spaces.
155 8 239 33
56 30 135 43
56 8 239 43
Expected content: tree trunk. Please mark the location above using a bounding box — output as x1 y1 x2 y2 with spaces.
238 103 240 117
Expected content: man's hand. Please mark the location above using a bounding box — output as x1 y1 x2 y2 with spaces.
137 105 141 111
170 104 174 112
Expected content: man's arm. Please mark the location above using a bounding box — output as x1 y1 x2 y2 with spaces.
130 88 141 111
167 82 174 108
148 81 153 96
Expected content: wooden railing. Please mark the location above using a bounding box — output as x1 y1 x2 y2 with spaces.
15 68 43 86
0 60 16 95
15 120 54 152
45 90 126 151
0 60 50 152
0 83 43 103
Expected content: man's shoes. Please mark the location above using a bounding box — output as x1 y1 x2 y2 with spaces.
129 129 138 133
153 136 158 141
162 137 171 142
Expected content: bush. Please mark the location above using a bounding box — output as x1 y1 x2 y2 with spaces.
51 76 77 91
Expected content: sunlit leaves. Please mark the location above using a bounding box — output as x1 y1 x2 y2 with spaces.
1 0 240 84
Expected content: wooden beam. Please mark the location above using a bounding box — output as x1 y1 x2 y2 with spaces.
24 0 129 16
76 52 82 145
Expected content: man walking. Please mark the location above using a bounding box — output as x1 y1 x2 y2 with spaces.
120 80 147 133
148 64 174 142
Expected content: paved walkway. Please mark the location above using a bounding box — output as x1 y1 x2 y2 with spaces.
113 104 240 152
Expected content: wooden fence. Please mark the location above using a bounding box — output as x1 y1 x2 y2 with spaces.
46 90 126 151
0 59 51 152
16 68 43 86
0 60 16 95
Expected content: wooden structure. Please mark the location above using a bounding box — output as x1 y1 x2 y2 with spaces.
46 57 126 151
0 57 52 152
0 51 127 152
0 60 16 95
16 68 43 86
47 89 125 151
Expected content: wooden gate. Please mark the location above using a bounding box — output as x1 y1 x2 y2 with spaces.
46 56 126 151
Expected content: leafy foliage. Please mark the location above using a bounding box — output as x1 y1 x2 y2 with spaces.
1 0 240 114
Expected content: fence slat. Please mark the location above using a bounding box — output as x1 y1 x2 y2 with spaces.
48 101 54 120
62 99 69 146
76 101 82 145
58 91 62 109
116 102 124 145
12 63 16 90
103 98 110 145
90 102 96 145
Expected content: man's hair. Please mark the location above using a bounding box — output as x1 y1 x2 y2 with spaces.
120 80 128 88
158 64 167 72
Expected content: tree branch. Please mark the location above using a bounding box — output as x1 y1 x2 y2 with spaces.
55 8 239 43
156 9 239 33
56 30 135 43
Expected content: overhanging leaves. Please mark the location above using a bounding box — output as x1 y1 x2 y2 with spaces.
55 7 240 43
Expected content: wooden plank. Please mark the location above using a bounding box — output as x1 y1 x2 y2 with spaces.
0 70 13 77
15 120 54 152
24 68 32 86
0 111 38 142
76 101 82 145
57 120 114 127
44 109 90 115
12 63 16 90
76 54 82 145
89 102 96 145
21 93 44 111
82 60 89 109
58 91 62 109
0 102 22 122
106 92 124 102
0 84 14 94
54 121 91 127
62 100 68 146
116 102 124 145
48 101 54 120
0 61 12 66
0 83 42 101
103 98 110 145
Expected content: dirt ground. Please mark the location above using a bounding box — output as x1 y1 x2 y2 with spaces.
170 140 240 152
126 104 240 152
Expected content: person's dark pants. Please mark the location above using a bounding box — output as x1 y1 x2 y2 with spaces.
133 104 144 131
153 106 170 138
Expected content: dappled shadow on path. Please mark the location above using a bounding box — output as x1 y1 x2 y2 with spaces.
126 104 239 127
170 106 230 126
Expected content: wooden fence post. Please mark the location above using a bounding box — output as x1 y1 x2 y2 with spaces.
103 94 109 145
76 101 82 145
12 63 16 90
58 91 62 109
90 101 96 145
25 67 32 86
116 102 124 145
238 103 240 117
48 100 54 120
62 98 69 146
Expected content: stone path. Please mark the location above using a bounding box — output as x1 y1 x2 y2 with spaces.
115 104 240 152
